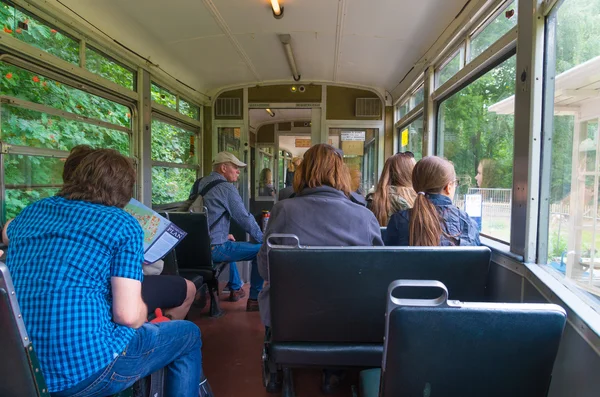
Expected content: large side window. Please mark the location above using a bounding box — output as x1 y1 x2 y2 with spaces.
543 0 600 299
438 55 516 243
151 117 199 205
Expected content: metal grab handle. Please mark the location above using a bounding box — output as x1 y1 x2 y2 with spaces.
387 279 449 315
266 233 301 248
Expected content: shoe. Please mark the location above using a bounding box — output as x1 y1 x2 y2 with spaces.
321 369 344 395
199 378 214 397
246 298 259 312
229 288 246 302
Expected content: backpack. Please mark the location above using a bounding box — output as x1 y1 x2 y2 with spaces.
177 178 227 213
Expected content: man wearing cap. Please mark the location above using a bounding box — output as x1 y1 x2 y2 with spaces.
194 151 264 311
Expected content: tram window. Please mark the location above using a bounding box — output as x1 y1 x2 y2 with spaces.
179 97 200 120
85 46 135 90
469 1 518 62
151 83 177 110
151 118 198 204
0 2 79 65
4 154 64 220
398 115 423 161
438 55 516 243
436 51 462 87
412 86 424 108
544 0 600 297
398 100 409 119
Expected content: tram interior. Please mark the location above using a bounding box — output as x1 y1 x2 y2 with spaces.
0 0 599 396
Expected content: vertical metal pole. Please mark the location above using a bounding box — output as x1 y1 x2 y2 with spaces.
423 67 435 156
138 69 152 206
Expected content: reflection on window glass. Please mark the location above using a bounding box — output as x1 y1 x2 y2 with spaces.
1 105 130 154
257 146 275 199
152 167 197 205
0 63 131 128
179 98 200 120
4 154 64 220
437 52 461 87
470 1 518 61
438 55 516 242
0 3 79 64
412 86 424 108
85 46 134 90
151 119 197 165
151 83 177 110
398 115 423 161
545 0 600 298
398 101 409 118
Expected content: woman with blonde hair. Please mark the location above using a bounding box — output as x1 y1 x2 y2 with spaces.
367 152 417 226
285 156 302 187
385 156 480 246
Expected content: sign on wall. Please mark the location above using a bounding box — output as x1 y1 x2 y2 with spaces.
295 138 311 147
340 131 366 141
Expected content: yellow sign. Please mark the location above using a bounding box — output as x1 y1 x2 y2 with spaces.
234 128 241 138
401 128 409 147
295 138 311 148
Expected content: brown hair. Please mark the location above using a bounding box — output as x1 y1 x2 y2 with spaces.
288 156 302 172
293 144 351 195
409 156 456 246
349 168 361 192
57 149 136 208
478 158 497 188
62 145 94 183
370 153 416 226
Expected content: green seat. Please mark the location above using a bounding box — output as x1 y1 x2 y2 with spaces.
359 368 380 397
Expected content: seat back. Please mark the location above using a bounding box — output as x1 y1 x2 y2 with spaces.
268 239 491 343
165 212 213 272
381 280 566 397
0 263 49 397
379 227 387 242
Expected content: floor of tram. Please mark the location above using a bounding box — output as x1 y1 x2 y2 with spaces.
190 284 358 396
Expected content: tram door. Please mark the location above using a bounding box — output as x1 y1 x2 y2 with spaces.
329 128 379 194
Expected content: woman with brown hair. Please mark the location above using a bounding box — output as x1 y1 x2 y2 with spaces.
385 156 480 246
285 156 302 187
257 143 383 393
367 152 417 226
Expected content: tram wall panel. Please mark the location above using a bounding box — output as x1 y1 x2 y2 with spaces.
486 261 522 303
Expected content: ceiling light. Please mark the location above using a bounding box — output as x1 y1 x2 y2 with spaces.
279 34 301 82
271 0 284 19
290 86 297 93
266 108 275 117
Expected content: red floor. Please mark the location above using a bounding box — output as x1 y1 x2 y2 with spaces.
189 285 357 397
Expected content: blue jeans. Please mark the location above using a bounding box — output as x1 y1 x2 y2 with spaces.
52 321 203 397
211 241 263 299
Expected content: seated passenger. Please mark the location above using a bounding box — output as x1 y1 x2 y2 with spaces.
62 145 196 320
3 149 212 396
385 156 480 246
367 152 417 226
285 156 302 187
259 168 276 197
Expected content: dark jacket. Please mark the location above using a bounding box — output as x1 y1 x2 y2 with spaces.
385 193 480 246
285 170 295 187
257 185 384 326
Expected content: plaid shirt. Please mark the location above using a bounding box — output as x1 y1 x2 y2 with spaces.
6 196 144 392
196 172 263 245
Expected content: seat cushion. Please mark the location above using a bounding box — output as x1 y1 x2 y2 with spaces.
271 343 382 367
359 368 381 397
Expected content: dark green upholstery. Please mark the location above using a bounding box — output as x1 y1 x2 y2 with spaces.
359 368 380 397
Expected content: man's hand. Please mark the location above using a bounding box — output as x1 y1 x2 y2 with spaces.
227 234 236 242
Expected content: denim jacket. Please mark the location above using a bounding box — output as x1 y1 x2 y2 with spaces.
385 193 480 246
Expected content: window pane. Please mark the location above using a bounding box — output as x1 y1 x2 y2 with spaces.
4 154 64 219
0 62 131 128
151 83 176 110
179 98 200 120
0 4 79 65
151 119 197 164
85 46 134 90
439 55 516 242
1 105 130 154
151 167 196 205
470 1 518 61
412 86 424 109
545 0 600 297
398 101 409 118
437 52 461 87
398 115 423 161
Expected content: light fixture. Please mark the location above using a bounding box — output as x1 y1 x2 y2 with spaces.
290 86 297 93
279 34 301 82
271 0 284 19
266 108 275 117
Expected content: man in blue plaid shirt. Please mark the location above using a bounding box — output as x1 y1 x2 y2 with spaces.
3 148 213 397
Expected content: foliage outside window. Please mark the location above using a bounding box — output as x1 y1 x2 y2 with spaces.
398 115 423 161
438 55 516 243
85 46 135 90
151 118 199 204
0 2 79 65
398 101 409 119
179 97 200 120
437 51 462 87
544 0 600 299
470 1 518 61
151 83 177 110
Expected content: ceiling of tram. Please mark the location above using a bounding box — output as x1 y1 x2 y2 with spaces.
52 0 469 97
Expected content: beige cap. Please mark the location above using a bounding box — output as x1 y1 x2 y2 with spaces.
213 151 246 167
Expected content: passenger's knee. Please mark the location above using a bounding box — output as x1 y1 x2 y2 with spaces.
184 280 196 304
179 320 202 349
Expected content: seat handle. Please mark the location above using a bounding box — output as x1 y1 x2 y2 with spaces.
387 279 449 314
266 233 301 248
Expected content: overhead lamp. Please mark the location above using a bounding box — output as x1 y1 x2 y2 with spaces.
266 108 275 117
271 0 284 19
279 34 301 82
